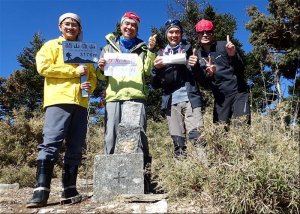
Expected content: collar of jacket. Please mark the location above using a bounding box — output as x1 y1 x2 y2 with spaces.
57 36 66 45
160 39 191 55
200 41 217 52
105 33 147 53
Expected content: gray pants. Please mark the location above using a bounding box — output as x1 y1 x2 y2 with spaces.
37 104 88 166
166 101 204 146
104 100 149 156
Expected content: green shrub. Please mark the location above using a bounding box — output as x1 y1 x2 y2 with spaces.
0 108 43 167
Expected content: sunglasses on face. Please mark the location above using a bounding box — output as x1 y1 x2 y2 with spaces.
197 30 214 36
165 19 181 26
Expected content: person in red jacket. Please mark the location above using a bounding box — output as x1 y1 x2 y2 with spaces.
189 19 251 128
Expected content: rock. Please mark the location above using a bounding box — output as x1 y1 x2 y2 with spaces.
0 183 19 192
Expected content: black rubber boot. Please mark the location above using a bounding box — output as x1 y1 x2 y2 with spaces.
26 160 54 208
172 136 187 159
60 165 82 205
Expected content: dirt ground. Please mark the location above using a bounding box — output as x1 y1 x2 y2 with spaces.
0 178 219 213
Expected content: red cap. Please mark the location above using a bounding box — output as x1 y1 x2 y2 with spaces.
121 11 140 24
195 19 214 32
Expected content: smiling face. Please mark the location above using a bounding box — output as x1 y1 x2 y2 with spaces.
59 17 81 41
120 18 138 39
166 27 182 47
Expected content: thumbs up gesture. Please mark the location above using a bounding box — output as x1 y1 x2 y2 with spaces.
148 34 157 49
188 48 198 67
225 35 236 56
202 55 216 77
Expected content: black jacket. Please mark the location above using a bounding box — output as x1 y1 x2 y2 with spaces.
150 40 204 111
196 41 248 100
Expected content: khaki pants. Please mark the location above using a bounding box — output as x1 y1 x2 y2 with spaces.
166 101 204 144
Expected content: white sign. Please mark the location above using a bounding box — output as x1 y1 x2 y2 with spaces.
62 41 99 64
162 53 187 64
104 53 138 77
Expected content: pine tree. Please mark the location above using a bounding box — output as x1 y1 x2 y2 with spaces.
0 33 44 118
246 0 300 103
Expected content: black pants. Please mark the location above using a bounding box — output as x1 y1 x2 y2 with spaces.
213 92 251 126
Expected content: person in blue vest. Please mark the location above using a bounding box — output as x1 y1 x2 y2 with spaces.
189 19 251 129
151 19 205 159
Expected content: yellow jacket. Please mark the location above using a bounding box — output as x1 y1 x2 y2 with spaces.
36 36 97 108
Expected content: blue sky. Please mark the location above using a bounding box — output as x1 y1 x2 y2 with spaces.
0 0 269 79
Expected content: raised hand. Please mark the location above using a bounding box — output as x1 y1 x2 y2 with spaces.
148 34 157 49
202 55 216 77
225 35 236 57
188 48 198 67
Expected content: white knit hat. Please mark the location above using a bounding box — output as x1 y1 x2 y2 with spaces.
59 12 81 26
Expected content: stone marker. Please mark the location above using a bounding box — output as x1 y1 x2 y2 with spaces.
115 101 145 154
93 153 144 202
93 101 147 202
115 125 143 154
120 101 142 126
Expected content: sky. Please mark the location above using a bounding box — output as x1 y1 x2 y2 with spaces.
0 0 269 79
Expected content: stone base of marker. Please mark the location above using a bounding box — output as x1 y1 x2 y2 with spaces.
93 153 144 202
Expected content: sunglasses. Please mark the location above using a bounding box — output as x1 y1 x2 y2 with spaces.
165 19 181 26
197 30 214 36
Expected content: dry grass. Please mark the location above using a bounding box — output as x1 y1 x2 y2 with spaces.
0 106 299 213
148 109 299 213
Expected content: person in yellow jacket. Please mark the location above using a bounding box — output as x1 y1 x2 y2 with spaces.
97 11 156 168
26 12 97 208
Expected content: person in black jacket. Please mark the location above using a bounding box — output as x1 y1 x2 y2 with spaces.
151 19 205 159
189 19 251 128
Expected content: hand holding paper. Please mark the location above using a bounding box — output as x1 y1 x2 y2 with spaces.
77 64 87 76
154 56 164 69
98 58 106 71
